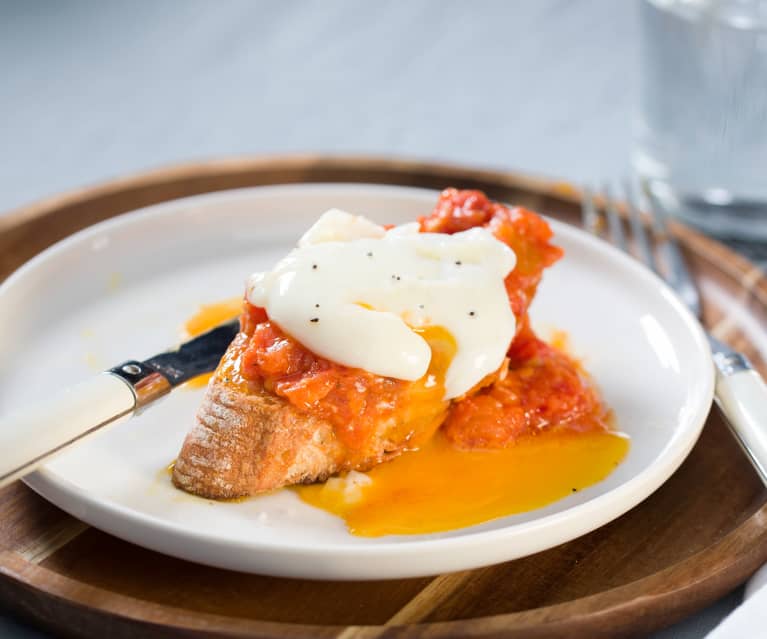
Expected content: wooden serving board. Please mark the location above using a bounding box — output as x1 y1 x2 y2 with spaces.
1 156 766 639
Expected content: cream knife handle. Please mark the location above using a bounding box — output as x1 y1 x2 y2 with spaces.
0 374 137 487
715 368 767 486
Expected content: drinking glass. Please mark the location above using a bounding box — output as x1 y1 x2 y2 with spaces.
635 0 767 241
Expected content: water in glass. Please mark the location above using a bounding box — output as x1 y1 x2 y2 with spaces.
635 0 767 240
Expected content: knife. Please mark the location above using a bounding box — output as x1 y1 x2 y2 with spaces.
0 319 239 488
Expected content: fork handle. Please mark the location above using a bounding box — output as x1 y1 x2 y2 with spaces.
715 368 767 485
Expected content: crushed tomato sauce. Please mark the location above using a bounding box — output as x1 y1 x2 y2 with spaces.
242 319 416 451
442 322 611 448
236 188 610 452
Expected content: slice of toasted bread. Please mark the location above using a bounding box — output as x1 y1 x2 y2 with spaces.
172 336 437 499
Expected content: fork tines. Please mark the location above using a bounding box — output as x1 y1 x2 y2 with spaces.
581 182 702 319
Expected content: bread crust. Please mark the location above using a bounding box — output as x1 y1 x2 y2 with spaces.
172 360 425 498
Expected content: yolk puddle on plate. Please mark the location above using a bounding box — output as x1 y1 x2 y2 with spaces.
294 322 628 537
295 430 629 537
181 297 242 388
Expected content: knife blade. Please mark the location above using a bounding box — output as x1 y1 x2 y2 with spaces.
108 319 240 406
0 319 240 487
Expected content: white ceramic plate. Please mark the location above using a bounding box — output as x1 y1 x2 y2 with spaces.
0 184 713 580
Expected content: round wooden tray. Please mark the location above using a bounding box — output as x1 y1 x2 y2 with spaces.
1 156 766 639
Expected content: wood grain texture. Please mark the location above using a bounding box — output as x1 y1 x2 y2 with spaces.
1 156 766 639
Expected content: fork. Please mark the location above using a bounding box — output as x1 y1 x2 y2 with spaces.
582 183 767 486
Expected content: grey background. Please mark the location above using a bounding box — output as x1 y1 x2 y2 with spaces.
1 0 636 212
0 1 745 636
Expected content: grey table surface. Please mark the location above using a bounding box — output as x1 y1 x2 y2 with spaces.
0 1 751 637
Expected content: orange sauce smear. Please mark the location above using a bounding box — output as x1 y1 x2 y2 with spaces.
181 297 242 388
295 430 629 536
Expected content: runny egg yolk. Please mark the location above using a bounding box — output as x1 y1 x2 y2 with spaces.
295 326 629 537
295 430 629 537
